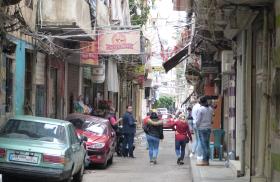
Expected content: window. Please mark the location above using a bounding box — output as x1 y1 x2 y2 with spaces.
0 119 66 143
24 52 33 115
85 123 106 136
25 0 33 9
5 57 14 113
69 125 80 145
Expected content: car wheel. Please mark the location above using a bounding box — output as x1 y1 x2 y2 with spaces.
84 153 90 168
108 155 113 165
101 159 108 169
2 174 12 182
73 162 84 182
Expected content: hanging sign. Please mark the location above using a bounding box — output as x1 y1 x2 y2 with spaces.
80 40 99 66
98 30 140 55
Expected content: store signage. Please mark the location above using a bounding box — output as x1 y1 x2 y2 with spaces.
98 30 140 55
201 62 219 74
80 40 99 66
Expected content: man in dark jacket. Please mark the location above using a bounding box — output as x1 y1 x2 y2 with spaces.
122 105 136 158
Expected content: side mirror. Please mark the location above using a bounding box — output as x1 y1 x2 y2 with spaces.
82 136 88 142
79 135 88 144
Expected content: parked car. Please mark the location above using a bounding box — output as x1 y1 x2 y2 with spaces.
0 115 86 182
157 108 168 115
160 114 175 130
65 113 116 168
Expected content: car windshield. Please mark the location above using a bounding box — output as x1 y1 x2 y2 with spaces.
0 119 66 143
157 108 168 113
69 119 91 130
162 115 168 119
85 123 106 136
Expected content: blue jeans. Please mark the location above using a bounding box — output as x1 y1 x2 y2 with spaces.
188 119 194 131
198 128 211 162
146 134 160 161
175 140 187 160
192 127 202 156
122 133 135 157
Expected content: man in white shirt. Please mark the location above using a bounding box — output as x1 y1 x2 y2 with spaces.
190 99 202 158
196 97 213 166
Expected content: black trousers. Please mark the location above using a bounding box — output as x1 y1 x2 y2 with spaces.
122 133 135 157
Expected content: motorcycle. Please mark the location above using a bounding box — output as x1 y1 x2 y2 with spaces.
115 125 135 157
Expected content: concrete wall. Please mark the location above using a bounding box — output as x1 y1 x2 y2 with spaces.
41 0 92 34
20 0 37 31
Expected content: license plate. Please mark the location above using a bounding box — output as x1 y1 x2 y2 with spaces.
9 154 39 164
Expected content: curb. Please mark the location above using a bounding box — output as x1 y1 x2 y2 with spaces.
135 129 144 136
190 158 201 182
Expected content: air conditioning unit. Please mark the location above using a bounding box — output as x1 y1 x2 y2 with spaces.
221 51 234 74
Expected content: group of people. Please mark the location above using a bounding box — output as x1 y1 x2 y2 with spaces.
142 96 214 166
143 111 193 165
73 95 94 115
73 94 214 166
73 95 137 158
189 96 214 166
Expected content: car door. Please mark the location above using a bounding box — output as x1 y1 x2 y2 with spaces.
68 124 83 174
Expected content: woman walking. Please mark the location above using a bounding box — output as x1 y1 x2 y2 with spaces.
174 114 192 165
145 112 164 165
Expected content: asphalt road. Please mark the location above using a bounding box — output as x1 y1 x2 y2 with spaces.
83 131 193 182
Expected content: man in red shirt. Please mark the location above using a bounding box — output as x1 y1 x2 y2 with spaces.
174 114 192 165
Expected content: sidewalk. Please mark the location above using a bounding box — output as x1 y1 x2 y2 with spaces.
190 158 250 182
135 128 144 136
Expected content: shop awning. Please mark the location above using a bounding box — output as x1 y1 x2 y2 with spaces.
163 43 190 73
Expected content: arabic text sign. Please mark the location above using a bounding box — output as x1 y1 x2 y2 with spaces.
99 30 140 55
80 41 99 65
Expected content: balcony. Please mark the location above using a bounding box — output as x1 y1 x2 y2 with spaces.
38 0 93 40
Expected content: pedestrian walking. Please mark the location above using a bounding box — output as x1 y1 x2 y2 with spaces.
122 105 136 158
190 99 202 158
145 112 164 165
196 97 213 166
143 112 151 150
186 106 193 131
173 114 192 165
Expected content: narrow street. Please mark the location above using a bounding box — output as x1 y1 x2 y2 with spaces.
83 131 192 182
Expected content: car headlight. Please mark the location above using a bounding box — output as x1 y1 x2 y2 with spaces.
88 142 105 149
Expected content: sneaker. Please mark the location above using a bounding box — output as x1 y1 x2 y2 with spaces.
179 160 184 165
189 152 194 158
177 158 181 165
197 155 203 160
153 160 157 165
196 160 209 166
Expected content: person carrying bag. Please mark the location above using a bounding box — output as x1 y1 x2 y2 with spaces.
174 114 192 165
145 112 163 165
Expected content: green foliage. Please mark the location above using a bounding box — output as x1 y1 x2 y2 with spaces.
153 96 175 109
129 0 150 26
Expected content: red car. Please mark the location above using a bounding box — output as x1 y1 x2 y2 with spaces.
66 113 116 169
160 114 175 130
